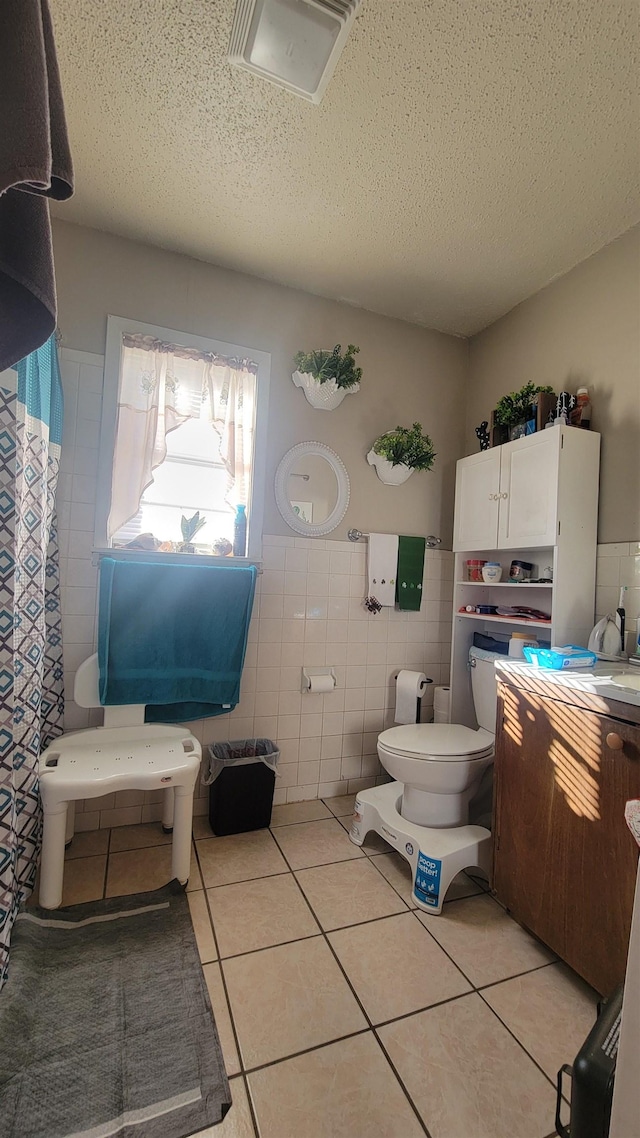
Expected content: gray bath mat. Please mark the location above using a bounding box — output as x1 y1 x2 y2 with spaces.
0 879 231 1138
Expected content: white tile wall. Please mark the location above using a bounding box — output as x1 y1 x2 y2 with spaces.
595 541 640 656
56 350 454 830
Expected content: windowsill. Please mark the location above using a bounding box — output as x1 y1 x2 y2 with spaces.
91 547 262 570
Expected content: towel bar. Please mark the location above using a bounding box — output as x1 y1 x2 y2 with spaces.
347 529 442 547
91 548 262 571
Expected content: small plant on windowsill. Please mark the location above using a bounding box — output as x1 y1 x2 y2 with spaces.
292 344 362 410
367 422 436 485
179 511 207 553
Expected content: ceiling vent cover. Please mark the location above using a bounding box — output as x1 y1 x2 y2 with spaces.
228 0 361 104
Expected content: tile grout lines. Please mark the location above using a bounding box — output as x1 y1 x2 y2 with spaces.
279 813 565 1118
245 822 434 1138
193 823 430 1136
360 831 568 1108
99 813 566 1136
193 836 261 1138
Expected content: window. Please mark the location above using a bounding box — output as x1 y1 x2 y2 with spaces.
96 317 270 559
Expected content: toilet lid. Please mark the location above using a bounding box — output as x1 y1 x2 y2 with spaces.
378 723 494 761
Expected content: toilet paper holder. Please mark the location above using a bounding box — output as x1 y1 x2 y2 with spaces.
301 667 338 693
392 671 432 692
393 671 432 724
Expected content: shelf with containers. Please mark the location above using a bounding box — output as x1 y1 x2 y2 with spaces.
450 426 601 729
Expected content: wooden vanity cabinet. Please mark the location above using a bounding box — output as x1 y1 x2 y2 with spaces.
493 677 640 995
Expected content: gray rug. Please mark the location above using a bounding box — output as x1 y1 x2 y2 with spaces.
0 879 231 1138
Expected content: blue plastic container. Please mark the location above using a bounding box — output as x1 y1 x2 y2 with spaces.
522 645 598 670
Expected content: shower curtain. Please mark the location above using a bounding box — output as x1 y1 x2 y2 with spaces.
0 334 64 987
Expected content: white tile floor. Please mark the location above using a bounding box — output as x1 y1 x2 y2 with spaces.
59 795 599 1138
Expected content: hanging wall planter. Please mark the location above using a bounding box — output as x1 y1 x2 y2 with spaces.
292 344 361 411
368 423 436 485
367 450 414 484
292 369 359 411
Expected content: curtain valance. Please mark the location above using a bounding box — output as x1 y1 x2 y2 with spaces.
121 333 259 374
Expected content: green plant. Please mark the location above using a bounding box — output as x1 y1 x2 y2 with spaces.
372 422 436 471
180 511 207 543
293 344 362 389
494 382 554 427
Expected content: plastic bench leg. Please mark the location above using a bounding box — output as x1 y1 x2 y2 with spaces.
40 803 69 909
171 785 193 884
65 801 76 846
162 786 175 833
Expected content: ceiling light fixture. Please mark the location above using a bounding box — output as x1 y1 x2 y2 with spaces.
228 0 361 104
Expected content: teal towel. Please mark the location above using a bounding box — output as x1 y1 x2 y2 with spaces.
98 558 257 722
396 536 426 611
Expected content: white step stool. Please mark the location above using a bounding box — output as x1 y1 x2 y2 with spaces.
38 654 201 908
349 782 491 913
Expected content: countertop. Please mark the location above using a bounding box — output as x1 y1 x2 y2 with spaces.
495 657 640 721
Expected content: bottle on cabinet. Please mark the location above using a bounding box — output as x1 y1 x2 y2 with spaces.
508 632 539 658
570 387 592 429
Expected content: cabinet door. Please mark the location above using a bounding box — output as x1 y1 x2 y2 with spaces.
453 449 500 551
493 683 640 995
497 432 560 548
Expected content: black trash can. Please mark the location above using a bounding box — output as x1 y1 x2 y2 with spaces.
206 738 280 836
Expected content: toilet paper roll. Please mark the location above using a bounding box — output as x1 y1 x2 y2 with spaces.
395 670 427 725
307 674 335 695
433 685 451 724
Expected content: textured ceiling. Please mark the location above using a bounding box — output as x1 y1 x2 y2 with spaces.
50 0 639 336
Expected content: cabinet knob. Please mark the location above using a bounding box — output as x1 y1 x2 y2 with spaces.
501 492 508 499
488 493 495 500
605 732 624 751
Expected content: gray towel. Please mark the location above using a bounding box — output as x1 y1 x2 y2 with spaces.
0 0 73 371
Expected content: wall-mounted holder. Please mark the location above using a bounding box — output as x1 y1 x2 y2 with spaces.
292 370 359 411
347 529 442 548
367 449 414 485
302 667 337 694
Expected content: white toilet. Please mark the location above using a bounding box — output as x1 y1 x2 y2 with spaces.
348 647 498 913
377 647 498 827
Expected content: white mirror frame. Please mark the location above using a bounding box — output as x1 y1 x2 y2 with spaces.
275 442 350 537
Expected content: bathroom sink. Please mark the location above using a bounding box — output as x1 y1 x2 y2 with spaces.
610 672 640 693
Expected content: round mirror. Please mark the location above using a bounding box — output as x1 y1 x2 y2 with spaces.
275 442 350 537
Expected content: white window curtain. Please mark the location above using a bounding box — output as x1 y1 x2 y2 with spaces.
107 334 257 540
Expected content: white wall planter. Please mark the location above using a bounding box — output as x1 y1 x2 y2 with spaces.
367 449 414 485
292 370 359 411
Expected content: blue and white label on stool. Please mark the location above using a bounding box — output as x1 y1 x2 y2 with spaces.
413 851 442 907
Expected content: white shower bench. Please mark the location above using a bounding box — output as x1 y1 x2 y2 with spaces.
38 654 201 909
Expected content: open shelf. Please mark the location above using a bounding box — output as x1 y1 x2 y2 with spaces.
456 611 552 629
455 580 553 588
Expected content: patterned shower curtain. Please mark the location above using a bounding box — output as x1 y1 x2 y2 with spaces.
0 334 64 987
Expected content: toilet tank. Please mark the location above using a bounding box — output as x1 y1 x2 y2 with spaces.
469 647 500 733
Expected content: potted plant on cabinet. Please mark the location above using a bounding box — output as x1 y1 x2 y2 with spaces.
493 382 555 442
292 344 362 410
367 422 436 485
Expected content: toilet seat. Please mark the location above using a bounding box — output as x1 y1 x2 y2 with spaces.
378 723 494 762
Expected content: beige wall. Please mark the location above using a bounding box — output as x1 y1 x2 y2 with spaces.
52 219 468 548
466 225 640 544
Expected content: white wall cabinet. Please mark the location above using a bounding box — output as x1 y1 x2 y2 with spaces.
454 430 561 552
450 426 601 728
